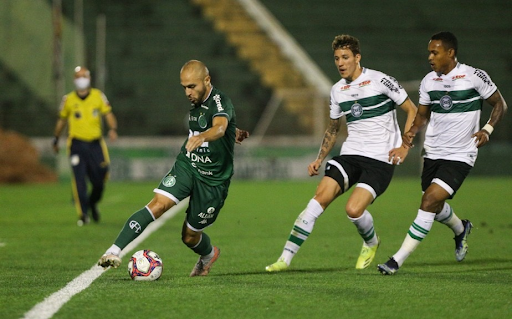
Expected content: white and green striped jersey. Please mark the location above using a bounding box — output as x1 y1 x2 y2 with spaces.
419 63 497 166
330 68 409 163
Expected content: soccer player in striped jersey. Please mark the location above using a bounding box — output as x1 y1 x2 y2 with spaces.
378 31 507 275
266 34 417 272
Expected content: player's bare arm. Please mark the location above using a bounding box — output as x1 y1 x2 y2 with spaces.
388 98 418 165
402 104 431 149
308 118 340 176
472 90 508 148
186 116 228 152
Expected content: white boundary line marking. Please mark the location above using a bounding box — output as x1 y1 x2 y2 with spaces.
22 199 188 319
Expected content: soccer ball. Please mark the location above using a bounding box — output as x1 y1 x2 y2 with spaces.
127 250 163 281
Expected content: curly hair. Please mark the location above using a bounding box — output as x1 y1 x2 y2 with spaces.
332 34 361 55
431 31 458 55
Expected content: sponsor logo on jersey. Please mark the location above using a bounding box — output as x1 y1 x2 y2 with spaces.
198 114 207 128
432 77 443 82
380 77 399 93
213 94 224 112
474 69 492 86
197 168 213 175
452 74 466 81
189 115 197 121
189 153 212 164
350 102 363 117
129 220 142 233
340 85 351 91
162 174 176 187
359 80 371 87
439 95 453 110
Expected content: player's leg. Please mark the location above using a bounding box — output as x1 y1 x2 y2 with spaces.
265 175 340 272
378 160 460 276
69 140 89 226
186 179 229 276
351 157 394 269
352 156 395 269
98 163 188 269
347 187 380 269
98 193 175 268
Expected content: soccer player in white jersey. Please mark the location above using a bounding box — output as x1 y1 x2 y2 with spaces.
378 31 507 275
265 34 417 272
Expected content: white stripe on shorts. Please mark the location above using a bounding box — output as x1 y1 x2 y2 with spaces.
327 159 349 192
153 188 180 204
356 183 377 199
432 178 454 195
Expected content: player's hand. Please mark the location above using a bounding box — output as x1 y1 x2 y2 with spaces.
388 145 409 165
402 131 415 149
471 130 490 148
236 128 249 144
186 135 205 152
308 159 322 176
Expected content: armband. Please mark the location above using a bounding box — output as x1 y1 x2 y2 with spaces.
482 123 494 135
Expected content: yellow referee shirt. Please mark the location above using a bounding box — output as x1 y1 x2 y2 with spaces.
59 88 112 142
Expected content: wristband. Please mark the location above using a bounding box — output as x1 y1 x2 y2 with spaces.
482 123 494 135
52 136 59 146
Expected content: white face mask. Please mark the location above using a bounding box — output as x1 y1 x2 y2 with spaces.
74 77 90 90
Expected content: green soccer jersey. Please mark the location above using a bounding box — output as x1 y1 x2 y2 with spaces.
177 86 237 186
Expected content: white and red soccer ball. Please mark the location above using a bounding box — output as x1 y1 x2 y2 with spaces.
127 250 163 281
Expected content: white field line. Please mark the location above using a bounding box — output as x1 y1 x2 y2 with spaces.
22 199 188 319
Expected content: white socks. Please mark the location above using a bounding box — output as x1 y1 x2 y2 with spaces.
348 210 379 246
280 199 324 265
435 202 464 236
393 209 435 267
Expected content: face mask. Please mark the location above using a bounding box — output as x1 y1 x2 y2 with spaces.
74 77 90 90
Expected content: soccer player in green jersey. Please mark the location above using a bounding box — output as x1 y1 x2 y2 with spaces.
98 60 249 276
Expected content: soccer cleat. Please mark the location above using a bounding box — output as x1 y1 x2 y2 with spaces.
265 258 289 272
190 246 220 277
454 219 473 262
355 237 380 269
98 254 122 269
377 257 399 275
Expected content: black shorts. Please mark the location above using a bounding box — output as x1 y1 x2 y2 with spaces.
324 155 395 199
421 158 472 198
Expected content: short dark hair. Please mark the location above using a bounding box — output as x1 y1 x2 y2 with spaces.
332 34 361 55
431 31 458 55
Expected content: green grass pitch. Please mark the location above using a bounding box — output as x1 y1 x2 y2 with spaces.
1 177 511 319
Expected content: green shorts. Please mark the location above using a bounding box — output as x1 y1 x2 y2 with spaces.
154 159 230 230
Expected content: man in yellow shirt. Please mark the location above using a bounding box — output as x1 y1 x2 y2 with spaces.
52 66 118 226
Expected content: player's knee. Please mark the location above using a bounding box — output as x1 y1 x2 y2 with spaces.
420 193 444 213
147 196 174 219
345 203 363 218
181 231 200 247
